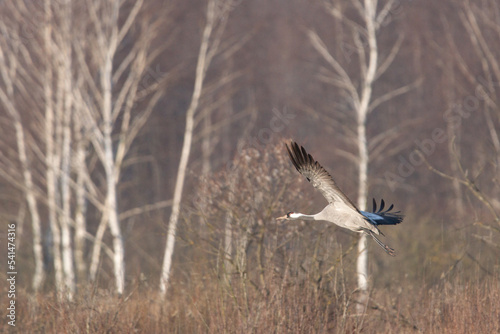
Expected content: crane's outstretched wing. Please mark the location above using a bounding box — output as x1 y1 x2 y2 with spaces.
286 141 359 212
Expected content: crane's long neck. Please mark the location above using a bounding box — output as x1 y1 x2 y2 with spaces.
292 213 317 221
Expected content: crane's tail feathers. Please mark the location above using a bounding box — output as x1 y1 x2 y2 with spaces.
363 198 404 225
367 230 396 257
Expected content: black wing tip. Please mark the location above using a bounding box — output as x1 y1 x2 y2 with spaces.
286 141 322 186
285 142 300 172
287 141 314 170
288 141 301 156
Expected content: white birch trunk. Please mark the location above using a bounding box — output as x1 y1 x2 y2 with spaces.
160 0 217 297
0 30 46 292
0 86 45 292
15 120 45 292
356 120 369 314
60 124 75 299
355 0 378 315
44 84 64 297
54 53 68 301
60 84 75 299
106 174 124 295
159 107 196 296
73 113 88 281
42 0 65 297
1 101 46 292
102 46 125 295
89 214 108 282
59 4 76 297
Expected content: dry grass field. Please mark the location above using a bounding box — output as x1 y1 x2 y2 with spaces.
3 275 499 333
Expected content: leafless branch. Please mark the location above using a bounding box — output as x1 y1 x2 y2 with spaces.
422 139 500 224
368 77 422 113
119 200 173 221
375 0 397 30
308 29 359 103
375 33 404 79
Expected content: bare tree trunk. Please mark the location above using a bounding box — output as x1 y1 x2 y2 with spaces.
44 77 64 297
60 101 75 299
15 120 45 292
355 0 378 315
105 174 125 295
59 2 76 298
0 31 45 292
356 119 369 314
89 214 109 282
0 93 45 292
41 0 65 298
160 0 220 297
159 90 197 296
73 113 88 282
102 46 125 295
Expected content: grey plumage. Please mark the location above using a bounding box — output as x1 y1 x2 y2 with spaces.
277 141 403 256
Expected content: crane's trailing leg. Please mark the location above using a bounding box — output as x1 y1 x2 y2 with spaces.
366 230 395 256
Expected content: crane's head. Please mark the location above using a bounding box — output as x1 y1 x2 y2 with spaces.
276 211 302 220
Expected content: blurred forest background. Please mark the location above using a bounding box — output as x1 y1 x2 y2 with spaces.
1 0 500 332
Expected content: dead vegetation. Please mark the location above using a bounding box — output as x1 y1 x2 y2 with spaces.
3 142 500 333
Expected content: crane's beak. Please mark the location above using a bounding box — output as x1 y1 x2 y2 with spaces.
276 215 288 221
